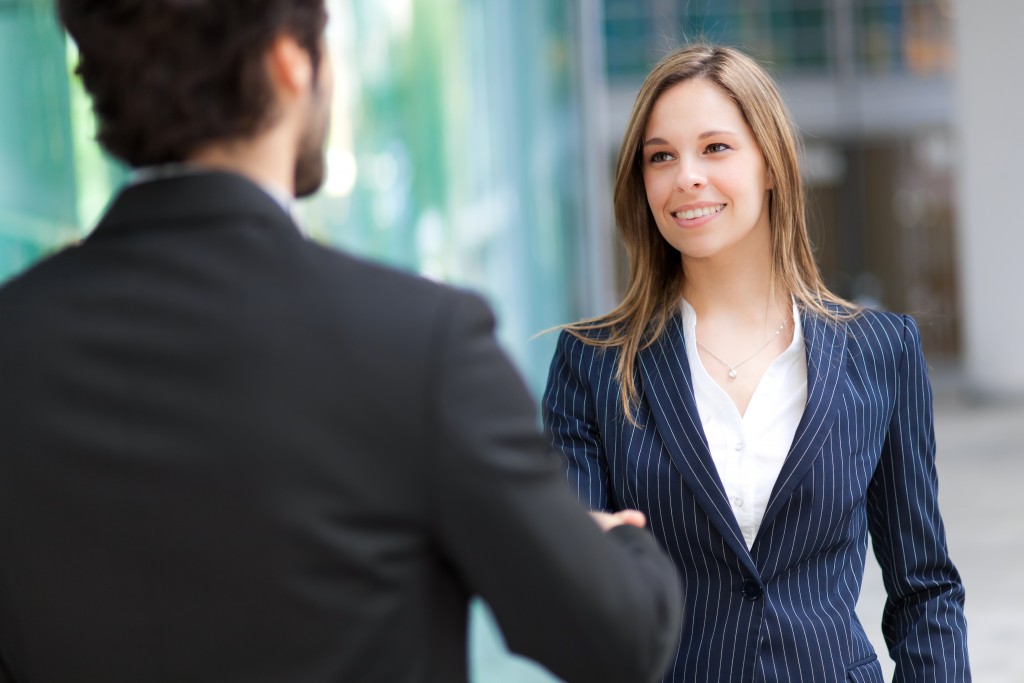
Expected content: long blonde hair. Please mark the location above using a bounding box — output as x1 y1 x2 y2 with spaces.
567 44 856 421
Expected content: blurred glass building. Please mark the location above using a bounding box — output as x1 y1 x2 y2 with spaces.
4 0 1018 680
0 0 79 280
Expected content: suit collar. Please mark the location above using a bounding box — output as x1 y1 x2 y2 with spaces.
89 171 298 240
757 309 849 537
638 313 759 577
638 306 849 572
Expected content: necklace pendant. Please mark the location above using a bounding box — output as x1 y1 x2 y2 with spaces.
728 368 738 379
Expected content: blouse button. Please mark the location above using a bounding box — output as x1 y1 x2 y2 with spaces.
735 441 745 451
733 498 744 508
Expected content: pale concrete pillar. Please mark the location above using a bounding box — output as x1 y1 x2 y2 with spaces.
952 0 1024 399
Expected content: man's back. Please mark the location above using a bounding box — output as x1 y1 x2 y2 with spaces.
0 172 681 682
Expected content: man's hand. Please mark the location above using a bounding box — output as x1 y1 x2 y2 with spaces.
589 509 647 531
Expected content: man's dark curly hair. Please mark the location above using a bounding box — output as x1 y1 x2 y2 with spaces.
57 0 328 167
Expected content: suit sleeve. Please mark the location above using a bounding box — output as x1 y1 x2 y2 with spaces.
866 314 971 682
541 330 614 512
428 293 681 683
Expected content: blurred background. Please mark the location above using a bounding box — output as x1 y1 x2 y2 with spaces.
1 0 1020 680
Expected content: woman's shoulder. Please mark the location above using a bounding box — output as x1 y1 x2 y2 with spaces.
799 297 910 335
557 312 627 341
549 318 631 369
799 299 924 358
829 307 928 372
844 306 919 341
553 323 612 355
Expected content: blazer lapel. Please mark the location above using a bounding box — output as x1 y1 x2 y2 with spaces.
758 310 849 535
638 314 759 577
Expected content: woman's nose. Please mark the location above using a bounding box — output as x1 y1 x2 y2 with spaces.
675 157 706 191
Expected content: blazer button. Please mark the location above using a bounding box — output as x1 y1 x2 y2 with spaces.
742 579 762 601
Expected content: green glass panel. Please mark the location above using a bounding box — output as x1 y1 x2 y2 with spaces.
306 0 584 395
0 0 78 282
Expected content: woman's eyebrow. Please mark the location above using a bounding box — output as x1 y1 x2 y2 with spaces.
643 129 739 147
642 136 669 147
698 129 738 139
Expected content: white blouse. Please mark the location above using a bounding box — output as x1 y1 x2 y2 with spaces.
680 299 808 549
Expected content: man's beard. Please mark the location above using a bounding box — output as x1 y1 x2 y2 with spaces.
294 88 330 199
294 142 325 199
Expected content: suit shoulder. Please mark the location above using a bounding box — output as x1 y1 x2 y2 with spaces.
848 307 918 343
553 323 617 359
844 308 925 375
305 242 490 326
0 245 78 313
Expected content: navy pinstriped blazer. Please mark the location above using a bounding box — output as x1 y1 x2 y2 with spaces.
543 308 970 683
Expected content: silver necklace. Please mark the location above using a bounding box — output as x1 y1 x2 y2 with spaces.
696 319 787 379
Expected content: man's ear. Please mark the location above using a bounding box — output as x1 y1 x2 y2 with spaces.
267 34 313 99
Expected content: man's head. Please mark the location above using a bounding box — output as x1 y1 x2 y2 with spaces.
57 0 330 196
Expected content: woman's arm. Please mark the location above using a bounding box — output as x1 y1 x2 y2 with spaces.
542 329 614 511
867 314 971 682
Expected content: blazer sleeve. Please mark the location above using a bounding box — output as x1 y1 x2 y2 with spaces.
866 314 971 682
428 293 681 683
541 330 614 512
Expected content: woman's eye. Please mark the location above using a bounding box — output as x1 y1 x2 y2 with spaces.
705 142 731 153
649 151 673 163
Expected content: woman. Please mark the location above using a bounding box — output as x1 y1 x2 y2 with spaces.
543 44 969 683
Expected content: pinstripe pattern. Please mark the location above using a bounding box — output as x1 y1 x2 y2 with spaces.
543 309 970 682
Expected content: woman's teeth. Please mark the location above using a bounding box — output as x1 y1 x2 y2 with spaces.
674 204 725 220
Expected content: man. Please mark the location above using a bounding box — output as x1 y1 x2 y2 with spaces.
0 2 681 682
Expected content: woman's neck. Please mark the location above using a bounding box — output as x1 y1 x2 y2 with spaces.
681 254 787 325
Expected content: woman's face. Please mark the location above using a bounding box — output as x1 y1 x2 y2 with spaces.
641 78 772 265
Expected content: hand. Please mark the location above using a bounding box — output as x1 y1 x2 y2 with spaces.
590 509 647 531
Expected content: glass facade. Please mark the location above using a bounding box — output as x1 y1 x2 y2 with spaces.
603 0 952 79
307 0 589 395
0 0 79 278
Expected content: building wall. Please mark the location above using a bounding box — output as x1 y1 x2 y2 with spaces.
952 0 1024 398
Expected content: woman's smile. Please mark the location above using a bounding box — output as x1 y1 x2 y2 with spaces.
671 202 727 226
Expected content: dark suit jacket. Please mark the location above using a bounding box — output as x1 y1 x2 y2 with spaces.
544 309 970 683
0 172 681 683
